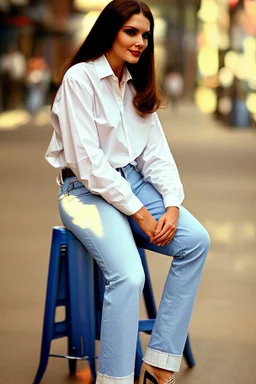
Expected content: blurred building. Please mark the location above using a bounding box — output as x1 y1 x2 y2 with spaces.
195 0 256 128
0 0 74 110
2 0 255 129
0 0 201 111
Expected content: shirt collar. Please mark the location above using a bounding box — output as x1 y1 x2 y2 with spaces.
93 55 132 83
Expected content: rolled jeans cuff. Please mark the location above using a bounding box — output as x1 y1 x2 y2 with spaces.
96 372 134 384
143 347 182 372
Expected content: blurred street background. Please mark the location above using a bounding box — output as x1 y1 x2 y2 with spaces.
0 0 255 383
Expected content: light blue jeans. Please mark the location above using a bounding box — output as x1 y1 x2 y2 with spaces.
58 164 210 384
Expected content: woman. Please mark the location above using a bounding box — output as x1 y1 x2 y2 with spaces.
45 1 210 384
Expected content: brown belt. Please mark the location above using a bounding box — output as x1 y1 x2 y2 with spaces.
62 168 76 180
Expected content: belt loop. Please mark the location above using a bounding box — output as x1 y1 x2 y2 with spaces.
116 167 124 177
56 170 63 186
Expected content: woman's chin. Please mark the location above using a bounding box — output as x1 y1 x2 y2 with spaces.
125 56 140 64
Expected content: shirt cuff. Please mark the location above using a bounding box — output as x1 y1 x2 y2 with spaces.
120 194 144 216
163 194 184 209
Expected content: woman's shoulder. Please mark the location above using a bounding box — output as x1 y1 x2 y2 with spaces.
63 61 95 83
52 62 95 109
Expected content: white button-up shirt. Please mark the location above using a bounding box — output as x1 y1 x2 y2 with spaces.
45 55 184 215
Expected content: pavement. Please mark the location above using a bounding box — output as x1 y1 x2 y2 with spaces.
0 102 255 384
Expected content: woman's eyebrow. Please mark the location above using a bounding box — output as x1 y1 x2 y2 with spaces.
123 25 151 33
123 26 138 30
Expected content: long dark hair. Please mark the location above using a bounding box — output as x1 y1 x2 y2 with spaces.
56 0 163 116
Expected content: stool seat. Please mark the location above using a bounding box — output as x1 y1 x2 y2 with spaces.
33 227 195 383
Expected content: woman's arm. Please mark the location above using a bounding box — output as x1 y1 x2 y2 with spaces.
135 112 184 245
131 206 158 243
136 112 185 209
52 77 143 216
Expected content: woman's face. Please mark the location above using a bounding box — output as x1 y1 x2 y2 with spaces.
110 12 151 65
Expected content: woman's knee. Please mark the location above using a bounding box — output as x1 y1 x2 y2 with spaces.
126 267 145 292
192 225 210 254
117 266 145 293
201 226 210 250
177 208 210 256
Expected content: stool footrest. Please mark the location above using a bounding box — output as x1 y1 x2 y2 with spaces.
52 321 68 339
50 353 98 360
138 319 155 332
56 299 67 306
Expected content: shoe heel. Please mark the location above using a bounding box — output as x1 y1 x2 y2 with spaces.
143 370 158 384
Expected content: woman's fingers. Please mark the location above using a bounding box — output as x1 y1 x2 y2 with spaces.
152 223 178 245
152 228 174 245
154 217 165 236
150 211 179 246
152 225 168 241
153 229 172 242
152 222 176 241
160 231 176 246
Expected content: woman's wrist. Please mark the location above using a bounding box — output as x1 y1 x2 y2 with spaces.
166 206 179 212
131 206 149 221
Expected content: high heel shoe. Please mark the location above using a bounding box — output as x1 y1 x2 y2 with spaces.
140 363 176 384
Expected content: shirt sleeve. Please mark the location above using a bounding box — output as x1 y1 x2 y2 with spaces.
52 77 143 216
135 112 185 208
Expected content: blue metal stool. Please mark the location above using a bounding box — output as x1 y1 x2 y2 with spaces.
33 226 195 384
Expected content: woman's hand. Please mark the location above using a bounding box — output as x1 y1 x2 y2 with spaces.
151 206 179 246
131 206 158 242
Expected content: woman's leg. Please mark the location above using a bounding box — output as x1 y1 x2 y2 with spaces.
58 178 145 384
140 206 209 372
122 165 210 373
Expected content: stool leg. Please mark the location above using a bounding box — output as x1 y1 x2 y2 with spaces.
183 335 195 367
94 261 105 339
138 248 157 319
67 231 97 381
33 229 63 384
135 334 143 379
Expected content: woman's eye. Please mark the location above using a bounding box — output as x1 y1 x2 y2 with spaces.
143 33 151 39
125 29 136 36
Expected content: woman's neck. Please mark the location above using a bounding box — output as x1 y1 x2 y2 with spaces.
105 53 124 83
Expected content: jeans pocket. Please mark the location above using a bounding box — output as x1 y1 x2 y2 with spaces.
59 178 90 200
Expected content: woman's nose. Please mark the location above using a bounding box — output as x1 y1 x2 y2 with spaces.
135 36 144 47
